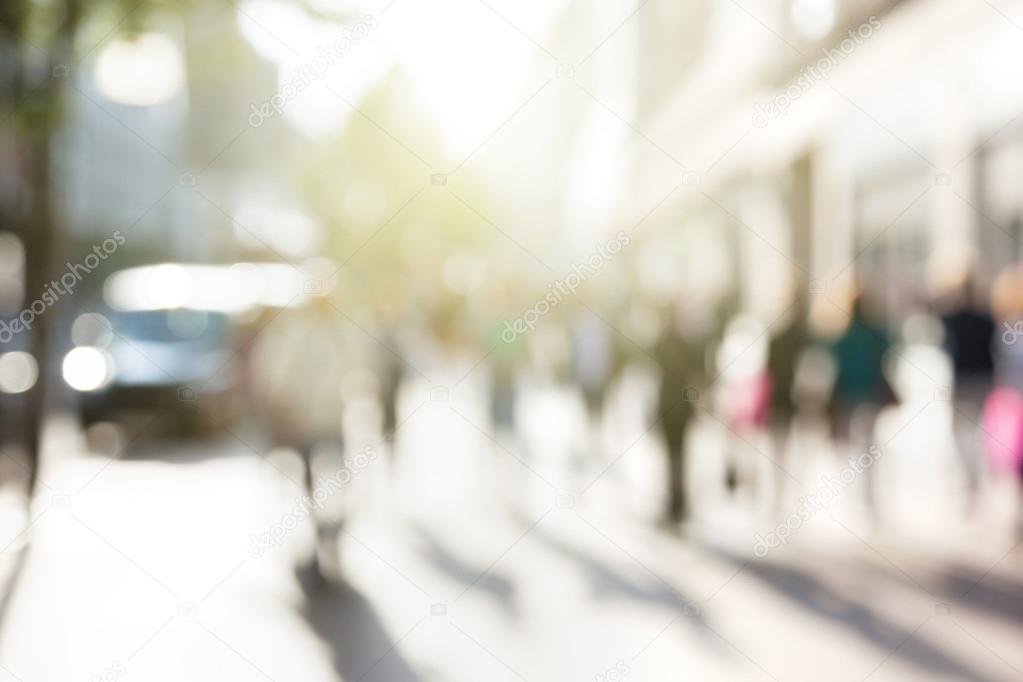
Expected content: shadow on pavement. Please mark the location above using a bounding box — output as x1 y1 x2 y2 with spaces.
411 523 518 618
301 571 424 682
847 553 1023 628
719 550 999 682
0 546 26 636
938 563 1023 625
510 509 727 655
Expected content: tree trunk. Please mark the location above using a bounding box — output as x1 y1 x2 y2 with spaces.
20 133 55 495
15 0 80 496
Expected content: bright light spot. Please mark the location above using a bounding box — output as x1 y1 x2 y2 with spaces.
237 0 565 147
259 264 309 307
147 264 191 309
62 347 113 392
234 205 322 258
94 32 185 106
275 209 321 256
227 263 265 310
71 313 114 348
790 0 836 41
237 0 315 64
105 263 308 312
0 232 24 272
0 352 38 394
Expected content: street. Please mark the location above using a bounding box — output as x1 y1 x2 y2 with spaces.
1 381 1021 682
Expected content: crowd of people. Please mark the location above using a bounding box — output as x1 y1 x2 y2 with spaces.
237 265 1023 579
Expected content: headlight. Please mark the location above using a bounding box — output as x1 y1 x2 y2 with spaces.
0 352 38 394
62 347 114 392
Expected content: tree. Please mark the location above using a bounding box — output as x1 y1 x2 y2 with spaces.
1 0 82 493
0 0 351 496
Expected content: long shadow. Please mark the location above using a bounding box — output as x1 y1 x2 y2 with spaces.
845 553 1023 627
0 545 28 638
410 524 517 617
508 509 727 655
300 571 424 682
715 549 999 682
938 563 1023 624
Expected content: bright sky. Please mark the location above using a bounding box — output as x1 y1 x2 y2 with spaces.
238 0 566 154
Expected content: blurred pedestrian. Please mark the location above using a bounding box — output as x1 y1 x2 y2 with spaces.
571 312 614 417
378 329 405 449
986 265 1023 535
487 317 523 440
654 303 710 525
571 311 616 464
827 292 893 522
990 265 1023 392
937 276 994 514
765 298 807 507
717 315 771 497
249 295 349 581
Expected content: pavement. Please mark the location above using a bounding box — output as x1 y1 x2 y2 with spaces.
0 434 336 682
0 380 1021 681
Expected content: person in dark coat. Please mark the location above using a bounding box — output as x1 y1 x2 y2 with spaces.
766 298 807 507
938 277 994 514
654 305 709 525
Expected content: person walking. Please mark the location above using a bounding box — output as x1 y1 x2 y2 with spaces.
248 295 349 581
828 293 892 523
654 304 710 525
938 277 994 515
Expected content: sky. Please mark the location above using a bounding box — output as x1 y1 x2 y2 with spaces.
237 0 567 153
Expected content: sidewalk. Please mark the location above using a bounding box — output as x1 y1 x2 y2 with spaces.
0 437 338 682
2 392 1022 681
320 380 1023 681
